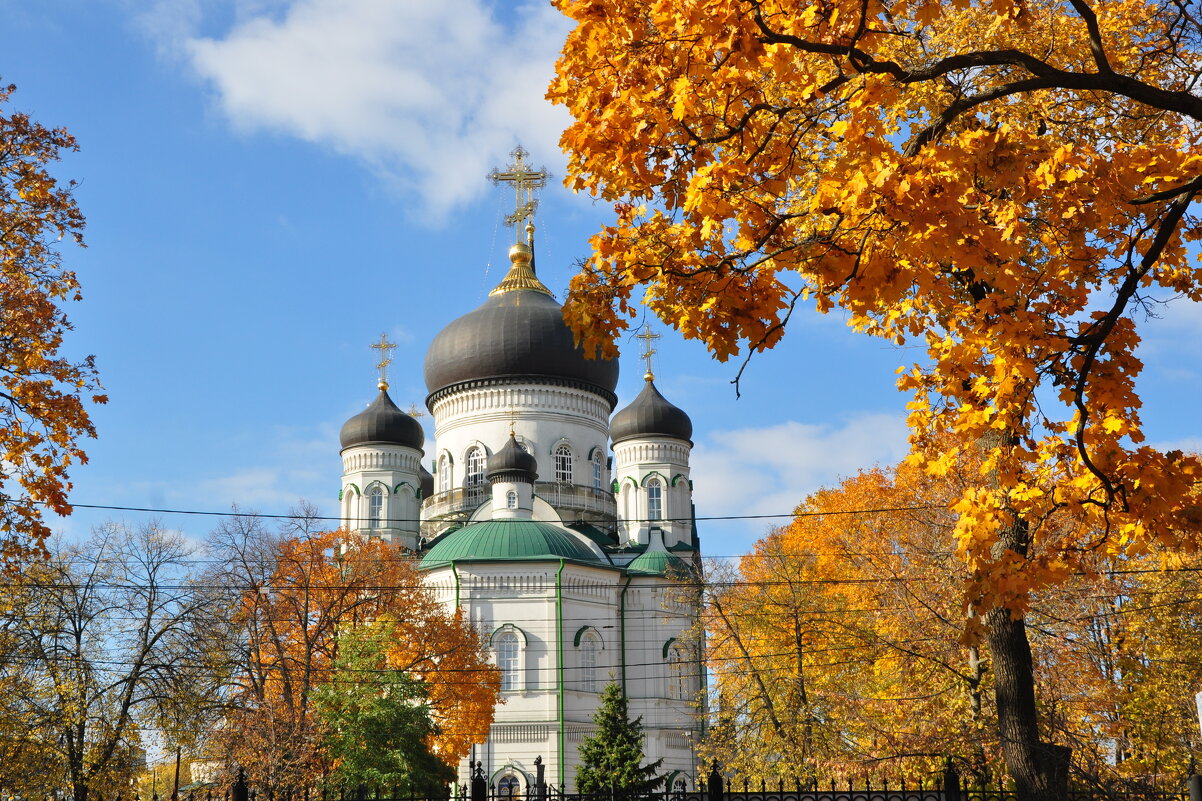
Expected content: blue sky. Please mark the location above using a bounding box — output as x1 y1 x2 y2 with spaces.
3 0 1200 559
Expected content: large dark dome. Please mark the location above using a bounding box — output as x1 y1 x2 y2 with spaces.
423 243 619 406
340 388 425 451
610 379 693 445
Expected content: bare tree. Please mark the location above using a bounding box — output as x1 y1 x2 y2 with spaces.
0 521 216 800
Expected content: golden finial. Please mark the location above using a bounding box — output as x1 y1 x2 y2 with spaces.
370 333 396 391
489 241 553 297
489 146 548 243
636 325 660 382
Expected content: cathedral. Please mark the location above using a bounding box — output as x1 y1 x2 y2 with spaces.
335 149 703 793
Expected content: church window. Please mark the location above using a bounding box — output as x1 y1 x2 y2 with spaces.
580 632 600 693
553 443 572 483
668 645 689 700
592 450 603 489
498 775 522 799
497 631 520 692
647 478 663 521
465 447 486 489
506 490 518 509
368 486 385 529
437 454 450 493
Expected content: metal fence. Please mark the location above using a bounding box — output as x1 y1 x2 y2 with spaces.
198 761 1200 801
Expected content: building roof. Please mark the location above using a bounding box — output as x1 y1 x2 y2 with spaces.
625 548 692 577
419 519 609 568
423 243 619 406
487 433 538 482
339 388 425 451
610 378 693 445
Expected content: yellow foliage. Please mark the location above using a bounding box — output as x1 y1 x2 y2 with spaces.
0 83 103 563
550 0 1202 615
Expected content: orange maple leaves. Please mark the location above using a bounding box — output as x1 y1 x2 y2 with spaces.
0 82 104 561
550 0 1202 612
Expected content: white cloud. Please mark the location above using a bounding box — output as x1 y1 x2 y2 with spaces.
182 0 572 217
690 414 909 554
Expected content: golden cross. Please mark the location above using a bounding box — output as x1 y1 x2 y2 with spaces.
370 333 396 391
636 325 660 381
488 145 548 240
405 403 426 419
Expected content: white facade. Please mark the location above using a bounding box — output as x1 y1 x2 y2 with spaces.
339 237 703 793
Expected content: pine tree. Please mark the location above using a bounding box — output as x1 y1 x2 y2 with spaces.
576 682 665 796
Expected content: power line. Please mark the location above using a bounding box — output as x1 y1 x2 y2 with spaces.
64 501 943 524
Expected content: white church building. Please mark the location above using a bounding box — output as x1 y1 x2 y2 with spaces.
333 151 705 795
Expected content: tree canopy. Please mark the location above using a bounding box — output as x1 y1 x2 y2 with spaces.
0 82 104 560
206 522 500 791
551 0 1202 605
703 457 1202 792
551 3 1202 797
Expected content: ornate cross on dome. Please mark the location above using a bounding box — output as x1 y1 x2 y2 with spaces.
370 333 396 391
636 325 660 381
488 145 548 240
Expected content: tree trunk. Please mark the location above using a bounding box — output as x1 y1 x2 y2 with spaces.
986 519 1071 801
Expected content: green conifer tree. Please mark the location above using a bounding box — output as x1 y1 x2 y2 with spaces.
576 682 665 796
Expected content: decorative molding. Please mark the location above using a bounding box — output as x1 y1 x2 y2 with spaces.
573 625 605 648
490 622 529 647
431 383 612 429
427 375 617 412
640 470 668 487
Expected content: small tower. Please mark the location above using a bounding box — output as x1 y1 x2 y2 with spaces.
339 335 426 549
610 327 694 548
486 433 538 519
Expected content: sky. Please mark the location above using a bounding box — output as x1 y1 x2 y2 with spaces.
2 0 1200 560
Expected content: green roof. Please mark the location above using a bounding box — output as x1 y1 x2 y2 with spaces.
420 519 606 568
569 522 617 549
625 549 692 577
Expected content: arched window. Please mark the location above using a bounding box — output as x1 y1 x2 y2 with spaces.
498 775 522 799
368 486 385 528
592 450 604 489
668 645 689 700
497 631 520 692
437 454 450 493
506 489 518 509
580 632 600 693
553 443 573 483
465 447 486 489
646 478 663 521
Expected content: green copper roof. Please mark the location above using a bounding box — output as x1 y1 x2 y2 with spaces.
420 519 605 568
625 549 692 577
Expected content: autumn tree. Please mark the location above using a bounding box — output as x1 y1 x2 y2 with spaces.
703 456 1202 791
0 82 104 560
205 517 499 791
0 522 214 801
551 2 1202 798
702 459 1001 786
576 682 665 796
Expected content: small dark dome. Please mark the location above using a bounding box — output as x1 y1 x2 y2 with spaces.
423 246 619 405
610 379 693 445
419 464 435 499
339 388 425 451
487 434 538 482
